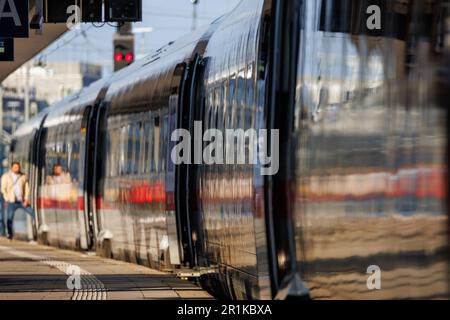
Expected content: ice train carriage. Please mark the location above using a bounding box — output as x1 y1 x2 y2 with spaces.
11 0 275 300
10 0 450 300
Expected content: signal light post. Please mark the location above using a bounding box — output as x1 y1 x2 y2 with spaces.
113 22 135 71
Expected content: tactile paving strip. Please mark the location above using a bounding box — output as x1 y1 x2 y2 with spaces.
0 245 107 300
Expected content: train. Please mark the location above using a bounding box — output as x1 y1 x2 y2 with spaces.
9 0 449 299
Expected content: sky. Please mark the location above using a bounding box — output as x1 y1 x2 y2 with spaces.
38 0 241 75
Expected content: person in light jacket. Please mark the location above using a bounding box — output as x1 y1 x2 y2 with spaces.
0 162 34 240
0 165 5 237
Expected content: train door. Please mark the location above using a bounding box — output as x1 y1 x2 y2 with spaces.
91 104 108 240
185 55 206 268
30 130 40 237
265 0 305 298
174 55 206 269
35 126 49 243
30 124 47 240
166 63 187 267
173 62 192 267
80 102 108 251
80 106 98 250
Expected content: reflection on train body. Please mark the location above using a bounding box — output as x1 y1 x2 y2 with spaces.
293 0 449 299
38 116 83 249
196 0 271 299
99 111 170 268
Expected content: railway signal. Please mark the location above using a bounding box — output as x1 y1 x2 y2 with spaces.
113 22 134 71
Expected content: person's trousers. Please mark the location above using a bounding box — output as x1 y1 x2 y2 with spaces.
0 201 5 237
6 202 35 239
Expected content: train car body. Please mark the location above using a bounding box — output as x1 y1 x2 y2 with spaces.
97 23 216 270
288 0 449 299
9 0 449 300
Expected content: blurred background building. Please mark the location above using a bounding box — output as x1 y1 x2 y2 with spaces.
2 61 102 106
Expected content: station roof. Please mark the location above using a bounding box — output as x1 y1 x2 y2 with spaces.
0 2 68 82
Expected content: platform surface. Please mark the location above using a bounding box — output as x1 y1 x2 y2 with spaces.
0 238 212 300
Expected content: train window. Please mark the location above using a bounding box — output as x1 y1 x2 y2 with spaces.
237 69 245 99
246 63 255 129
67 139 73 174
143 122 150 174
230 73 237 130
224 85 232 132
140 121 147 174
119 126 128 176
61 126 69 169
71 139 80 180
237 69 245 129
161 116 169 172
212 88 216 130
104 130 111 177
222 79 228 126
128 124 134 174
108 127 119 177
134 122 142 175
145 121 154 174
229 73 236 120
167 113 176 174
116 127 122 177
214 87 220 130
127 125 134 175
154 116 160 173
205 91 213 130
45 129 57 179
150 121 155 173
219 83 225 132
210 88 216 131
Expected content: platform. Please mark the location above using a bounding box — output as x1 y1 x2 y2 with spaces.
0 238 212 300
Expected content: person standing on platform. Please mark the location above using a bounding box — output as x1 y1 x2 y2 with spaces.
0 166 5 238
0 160 8 237
0 162 34 240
